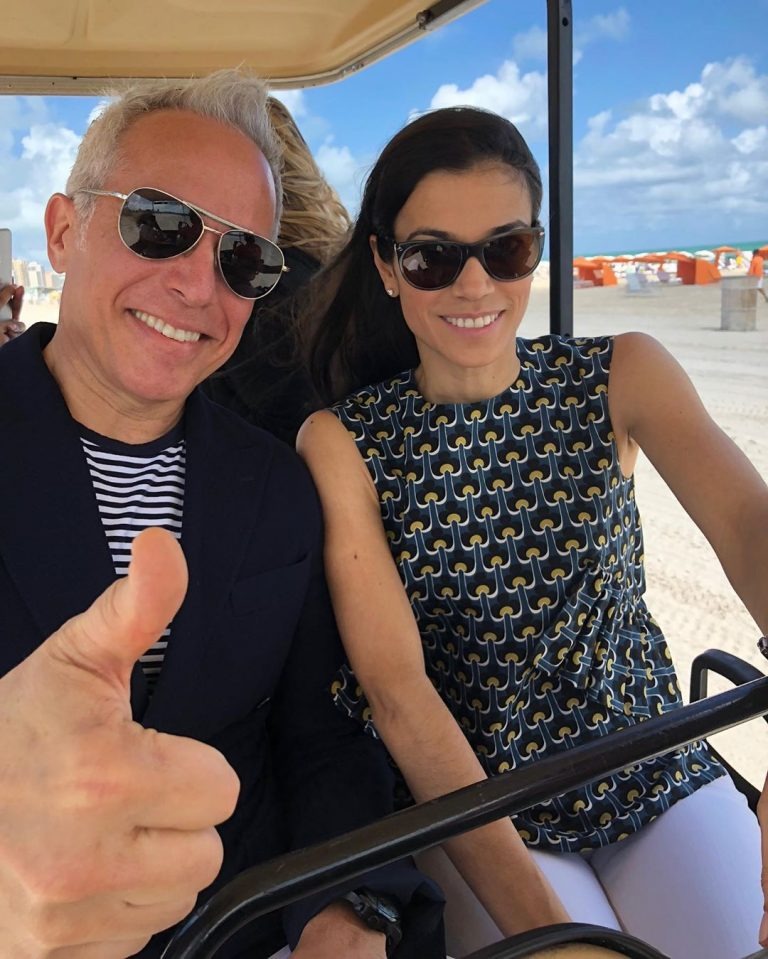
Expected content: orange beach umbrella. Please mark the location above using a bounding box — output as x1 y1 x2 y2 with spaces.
572 257 617 287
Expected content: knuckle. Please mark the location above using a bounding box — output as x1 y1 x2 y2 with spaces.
22 861 93 909
25 900 76 951
191 828 226 889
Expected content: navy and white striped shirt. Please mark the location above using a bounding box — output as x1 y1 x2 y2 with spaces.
80 423 186 692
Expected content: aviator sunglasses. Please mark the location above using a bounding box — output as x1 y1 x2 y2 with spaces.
392 225 545 292
77 187 287 300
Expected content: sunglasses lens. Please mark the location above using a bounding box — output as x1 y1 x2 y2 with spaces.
218 232 285 299
400 242 464 290
484 231 542 280
120 188 202 259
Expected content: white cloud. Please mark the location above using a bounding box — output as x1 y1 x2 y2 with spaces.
574 8 630 62
428 60 548 140
513 9 630 66
423 10 631 144
512 26 547 64
315 138 371 215
271 89 307 118
574 57 768 248
22 124 82 189
732 126 768 155
577 8 631 44
0 99 83 263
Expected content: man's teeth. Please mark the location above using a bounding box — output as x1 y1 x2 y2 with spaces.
131 309 201 343
443 312 499 329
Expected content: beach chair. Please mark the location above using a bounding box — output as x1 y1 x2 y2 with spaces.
625 271 652 294
657 268 682 285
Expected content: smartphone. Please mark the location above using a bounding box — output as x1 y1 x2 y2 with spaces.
0 228 12 320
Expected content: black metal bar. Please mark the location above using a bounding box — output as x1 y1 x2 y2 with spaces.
689 650 766 811
546 0 573 336
163 676 768 959
690 648 765 703
464 923 671 959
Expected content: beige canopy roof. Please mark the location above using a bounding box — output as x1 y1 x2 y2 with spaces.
1 0 487 94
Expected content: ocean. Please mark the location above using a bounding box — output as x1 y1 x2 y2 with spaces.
580 239 766 258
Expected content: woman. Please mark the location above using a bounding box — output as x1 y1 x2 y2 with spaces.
295 106 768 959
204 96 351 443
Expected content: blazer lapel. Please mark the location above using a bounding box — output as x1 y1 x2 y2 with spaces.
141 391 274 736
0 325 118 657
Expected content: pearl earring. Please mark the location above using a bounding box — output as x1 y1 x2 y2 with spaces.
386 288 397 297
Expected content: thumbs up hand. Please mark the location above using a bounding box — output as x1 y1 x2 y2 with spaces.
0 528 240 958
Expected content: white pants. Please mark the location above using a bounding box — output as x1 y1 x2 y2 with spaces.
417 776 763 959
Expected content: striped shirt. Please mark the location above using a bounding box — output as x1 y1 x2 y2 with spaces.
79 423 186 693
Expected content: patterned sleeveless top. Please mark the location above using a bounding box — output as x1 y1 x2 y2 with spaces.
331 335 723 852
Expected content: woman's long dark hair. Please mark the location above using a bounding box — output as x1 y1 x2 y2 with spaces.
301 106 542 404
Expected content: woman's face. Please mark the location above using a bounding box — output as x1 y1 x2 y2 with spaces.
371 162 537 401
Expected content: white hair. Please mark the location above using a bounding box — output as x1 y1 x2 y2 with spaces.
66 68 282 238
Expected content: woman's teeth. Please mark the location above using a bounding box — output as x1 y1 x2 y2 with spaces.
443 312 499 329
131 309 201 343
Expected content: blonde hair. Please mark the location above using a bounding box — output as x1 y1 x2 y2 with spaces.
67 69 282 239
268 97 351 263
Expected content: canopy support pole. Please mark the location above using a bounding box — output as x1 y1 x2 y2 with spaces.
546 0 573 336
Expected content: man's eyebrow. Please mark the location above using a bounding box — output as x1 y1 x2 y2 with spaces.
401 220 531 243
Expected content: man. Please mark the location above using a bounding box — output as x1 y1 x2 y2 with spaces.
0 70 443 959
748 248 768 303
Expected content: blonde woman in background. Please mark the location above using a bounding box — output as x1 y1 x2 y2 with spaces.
204 96 351 443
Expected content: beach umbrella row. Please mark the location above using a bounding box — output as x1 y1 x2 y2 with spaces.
573 246 767 287
572 249 723 285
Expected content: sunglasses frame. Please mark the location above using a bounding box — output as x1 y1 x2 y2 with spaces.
393 225 546 292
77 187 287 300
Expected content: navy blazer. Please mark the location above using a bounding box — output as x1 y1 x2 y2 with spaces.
0 324 444 958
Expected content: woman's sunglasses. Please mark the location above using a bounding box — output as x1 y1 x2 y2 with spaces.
77 187 287 300
393 226 545 292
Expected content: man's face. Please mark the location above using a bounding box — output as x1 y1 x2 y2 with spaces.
46 109 277 415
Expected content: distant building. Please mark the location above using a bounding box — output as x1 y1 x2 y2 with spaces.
11 258 64 302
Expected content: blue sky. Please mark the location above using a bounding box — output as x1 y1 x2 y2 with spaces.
1 0 767 265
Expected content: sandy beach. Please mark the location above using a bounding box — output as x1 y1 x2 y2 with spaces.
20 283 768 786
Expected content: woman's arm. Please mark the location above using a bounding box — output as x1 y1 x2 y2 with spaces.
608 331 768 634
297 411 569 936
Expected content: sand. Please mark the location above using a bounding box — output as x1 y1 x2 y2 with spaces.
19 284 768 786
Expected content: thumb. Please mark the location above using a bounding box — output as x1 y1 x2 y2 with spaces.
49 527 188 695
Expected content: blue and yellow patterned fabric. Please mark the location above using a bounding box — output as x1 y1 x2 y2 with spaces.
331 335 723 852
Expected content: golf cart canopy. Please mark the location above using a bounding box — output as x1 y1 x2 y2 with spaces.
2 0 487 94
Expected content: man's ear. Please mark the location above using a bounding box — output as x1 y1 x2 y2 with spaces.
45 193 78 274
369 234 399 297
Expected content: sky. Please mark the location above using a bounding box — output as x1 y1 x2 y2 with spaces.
1 0 767 266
